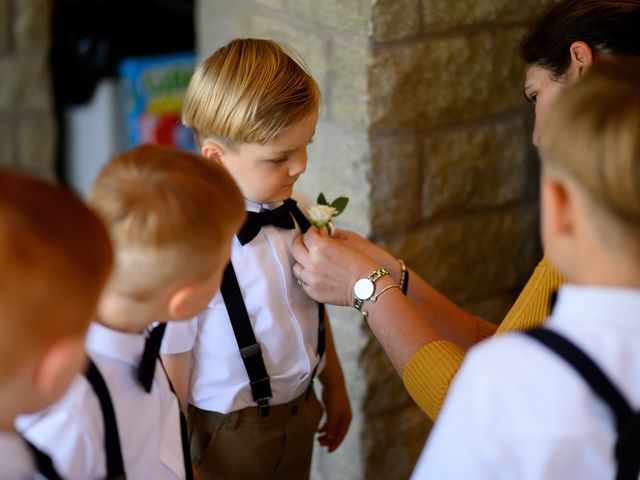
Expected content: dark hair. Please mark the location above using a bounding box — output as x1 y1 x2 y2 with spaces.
520 0 640 78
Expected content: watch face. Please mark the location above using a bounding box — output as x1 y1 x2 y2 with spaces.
354 277 375 300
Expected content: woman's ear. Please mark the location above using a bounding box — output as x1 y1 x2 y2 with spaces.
568 41 594 80
201 139 226 164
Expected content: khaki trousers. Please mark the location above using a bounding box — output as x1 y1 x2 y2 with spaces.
187 390 323 480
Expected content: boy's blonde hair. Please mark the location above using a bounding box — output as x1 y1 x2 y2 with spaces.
539 58 640 234
89 145 245 299
0 172 112 383
182 38 320 148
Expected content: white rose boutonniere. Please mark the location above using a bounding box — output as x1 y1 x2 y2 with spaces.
305 193 348 235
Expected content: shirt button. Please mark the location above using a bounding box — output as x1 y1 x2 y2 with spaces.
291 405 299 415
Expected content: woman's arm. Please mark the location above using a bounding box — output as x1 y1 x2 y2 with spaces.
292 228 493 373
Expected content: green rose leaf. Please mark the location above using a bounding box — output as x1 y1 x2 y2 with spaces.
330 197 349 215
317 192 328 205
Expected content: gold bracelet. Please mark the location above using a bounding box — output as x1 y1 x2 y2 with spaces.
371 284 402 302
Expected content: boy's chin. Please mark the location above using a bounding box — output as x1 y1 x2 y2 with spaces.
253 191 294 204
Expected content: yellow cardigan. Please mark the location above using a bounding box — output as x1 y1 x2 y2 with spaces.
402 257 566 421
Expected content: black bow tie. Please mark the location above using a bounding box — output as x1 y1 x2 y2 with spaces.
138 323 167 393
236 199 297 245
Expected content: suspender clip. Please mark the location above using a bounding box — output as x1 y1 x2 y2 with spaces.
250 376 273 417
257 398 271 417
240 343 262 359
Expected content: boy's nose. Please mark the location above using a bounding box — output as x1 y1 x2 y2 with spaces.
289 153 307 176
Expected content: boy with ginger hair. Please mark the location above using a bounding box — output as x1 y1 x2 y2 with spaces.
161 38 351 479
19 145 245 479
413 59 640 479
0 171 112 479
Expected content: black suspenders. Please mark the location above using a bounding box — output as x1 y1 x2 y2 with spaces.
525 328 640 480
84 359 126 480
84 355 194 480
24 438 63 480
220 199 326 417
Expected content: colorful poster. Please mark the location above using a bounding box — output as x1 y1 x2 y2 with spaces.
119 52 196 151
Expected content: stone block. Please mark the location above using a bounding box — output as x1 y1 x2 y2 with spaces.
362 403 430 480
0 118 15 167
371 0 421 43
196 0 241 54
369 27 527 133
331 40 370 134
362 335 415 415
312 306 367 480
421 115 531 219
284 0 371 37
250 0 284 9
0 56 52 111
0 0 11 53
380 205 540 302
370 137 421 233
296 121 372 235
422 0 555 32
17 113 56 175
14 0 51 51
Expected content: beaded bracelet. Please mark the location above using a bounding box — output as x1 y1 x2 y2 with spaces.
398 258 409 295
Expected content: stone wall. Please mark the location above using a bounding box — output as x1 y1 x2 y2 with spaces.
0 0 55 176
196 1 552 478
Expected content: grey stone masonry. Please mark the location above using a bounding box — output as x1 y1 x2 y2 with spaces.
0 0 55 175
196 0 548 478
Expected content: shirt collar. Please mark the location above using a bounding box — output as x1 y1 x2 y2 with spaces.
85 322 148 367
548 285 640 333
244 198 285 213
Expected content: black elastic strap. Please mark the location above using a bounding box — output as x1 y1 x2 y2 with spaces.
402 268 409 295
287 200 327 397
221 198 327 415
221 262 273 417
84 359 126 479
525 328 639 480
178 411 194 480
25 438 63 480
156 356 195 480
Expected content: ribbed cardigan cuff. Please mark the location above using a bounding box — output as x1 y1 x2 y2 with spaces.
475 318 496 342
402 340 465 421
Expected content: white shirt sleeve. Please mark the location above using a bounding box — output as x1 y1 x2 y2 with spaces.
19 381 106 480
161 316 199 354
412 334 618 480
411 349 496 480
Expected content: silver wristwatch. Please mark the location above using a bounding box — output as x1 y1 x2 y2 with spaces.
352 267 389 317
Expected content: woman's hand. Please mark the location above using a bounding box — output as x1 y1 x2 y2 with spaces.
292 227 378 306
331 229 403 283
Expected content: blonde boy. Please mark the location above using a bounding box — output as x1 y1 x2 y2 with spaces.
0 171 112 479
161 38 351 479
412 59 640 479
20 146 245 479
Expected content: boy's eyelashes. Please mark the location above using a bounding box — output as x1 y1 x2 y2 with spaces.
266 157 287 164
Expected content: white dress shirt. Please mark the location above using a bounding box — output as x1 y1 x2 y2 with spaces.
161 197 325 413
412 285 640 480
0 430 43 480
18 323 186 480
